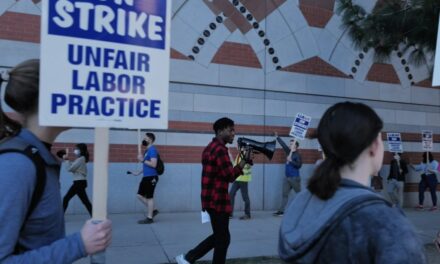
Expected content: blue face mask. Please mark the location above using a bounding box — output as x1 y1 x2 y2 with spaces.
74 149 81 156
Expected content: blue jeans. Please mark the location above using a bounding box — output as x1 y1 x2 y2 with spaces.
418 173 438 206
229 181 250 216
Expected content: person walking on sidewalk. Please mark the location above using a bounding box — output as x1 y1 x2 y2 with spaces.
176 117 251 264
273 132 302 216
130 132 160 224
411 152 439 211
279 102 425 263
62 143 93 216
0 59 111 263
229 145 253 220
386 152 408 207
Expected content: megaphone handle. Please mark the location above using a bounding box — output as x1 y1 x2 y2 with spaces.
240 146 251 163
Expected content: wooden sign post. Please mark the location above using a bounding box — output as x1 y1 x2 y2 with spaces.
92 127 110 220
91 127 109 263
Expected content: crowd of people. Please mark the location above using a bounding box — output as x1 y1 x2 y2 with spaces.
0 59 438 264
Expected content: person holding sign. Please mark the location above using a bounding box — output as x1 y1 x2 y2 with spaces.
279 102 425 263
273 132 302 217
411 152 439 211
62 143 93 216
386 153 408 207
176 117 252 264
0 59 111 263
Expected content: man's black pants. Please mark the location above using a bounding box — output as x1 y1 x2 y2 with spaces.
185 209 230 264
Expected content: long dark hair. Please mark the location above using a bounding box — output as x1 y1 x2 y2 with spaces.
308 102 383 200
76 143 90 163
0 59 40 140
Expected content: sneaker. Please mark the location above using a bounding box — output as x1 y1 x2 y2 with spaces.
239 215 251 220
415 205 424 210
430 206 438 211
137 217 153 224
273 211 284 216
175 254 190 264
153 209 159 217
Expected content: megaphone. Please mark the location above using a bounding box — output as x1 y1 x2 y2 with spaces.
237 137 276 160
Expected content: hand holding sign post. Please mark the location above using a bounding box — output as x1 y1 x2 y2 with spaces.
422 131 433 165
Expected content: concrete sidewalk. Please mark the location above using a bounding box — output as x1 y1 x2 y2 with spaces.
67 209 440 264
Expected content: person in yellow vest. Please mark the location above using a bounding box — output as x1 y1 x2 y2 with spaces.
229 147 253 220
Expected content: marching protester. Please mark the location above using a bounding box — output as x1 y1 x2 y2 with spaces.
411 152 439 211
0 59 112 263
176 117 252 264
279 102 425 263
273 132 302 217
386 153 408 207
229 144 253 220
128 132 160 224
62 143 93 216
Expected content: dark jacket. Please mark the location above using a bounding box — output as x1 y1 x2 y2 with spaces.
279 179 426 264
388 159 408 182
276 137 302 177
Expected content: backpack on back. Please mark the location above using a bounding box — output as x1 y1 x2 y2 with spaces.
0 136 47 253
156 154 165 175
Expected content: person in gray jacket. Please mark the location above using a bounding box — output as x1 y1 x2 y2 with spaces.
273 132 302 216
279 102 426 263
0 59 111 263
63 143 93 216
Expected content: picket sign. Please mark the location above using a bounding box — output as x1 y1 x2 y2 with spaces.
422 130 433 151
289 113 312 140
386 132 403 153
40 1 171 261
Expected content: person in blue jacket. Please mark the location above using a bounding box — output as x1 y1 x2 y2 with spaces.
279 102 425 263
411 152 439 211
273 132 302 216
0 59 112 263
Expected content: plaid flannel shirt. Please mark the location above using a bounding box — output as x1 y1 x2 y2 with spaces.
201 138 243 214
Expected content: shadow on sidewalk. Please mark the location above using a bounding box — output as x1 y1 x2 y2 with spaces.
168 244 440 264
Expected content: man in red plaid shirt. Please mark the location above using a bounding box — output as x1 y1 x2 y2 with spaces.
176 117 251 264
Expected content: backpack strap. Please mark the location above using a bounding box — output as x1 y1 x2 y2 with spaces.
0 138 47 253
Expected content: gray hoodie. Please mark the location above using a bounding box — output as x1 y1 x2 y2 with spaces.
279 179 426 264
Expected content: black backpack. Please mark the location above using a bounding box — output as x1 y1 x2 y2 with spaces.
0 136 47 253
156 154 165 175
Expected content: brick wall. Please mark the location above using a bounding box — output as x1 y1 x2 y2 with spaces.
211 42 262 68
299 0 335 28
282 56 349 78
0 12 40 43
366 63 400 84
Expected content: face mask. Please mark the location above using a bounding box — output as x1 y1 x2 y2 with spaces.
74 149 81 156
142 140 148 146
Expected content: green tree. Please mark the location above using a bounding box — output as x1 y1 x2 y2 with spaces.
337 0 440 67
